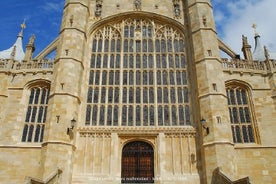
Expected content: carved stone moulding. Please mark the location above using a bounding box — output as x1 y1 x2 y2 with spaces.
78 126 196 137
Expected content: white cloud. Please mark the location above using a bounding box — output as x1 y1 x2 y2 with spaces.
213 0 276 57
41 2 64 13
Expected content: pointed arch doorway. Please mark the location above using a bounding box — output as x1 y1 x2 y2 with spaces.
121 141 154 183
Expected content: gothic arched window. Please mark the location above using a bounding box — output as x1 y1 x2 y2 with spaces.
22 84 50 143
226 84 257 143
86 17 190 126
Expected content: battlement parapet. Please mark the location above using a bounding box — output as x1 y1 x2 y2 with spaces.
0 58 53 72
222 58 276 74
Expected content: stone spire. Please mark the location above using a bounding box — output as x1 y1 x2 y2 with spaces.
0 20 26 61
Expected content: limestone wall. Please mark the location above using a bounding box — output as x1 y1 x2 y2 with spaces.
222 69 276 183
234 147 276 183
72 129 200 184
0 72 52 145
0 147 41 184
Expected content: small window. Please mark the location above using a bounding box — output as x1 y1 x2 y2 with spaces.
22 85 50 143
226 84 257 143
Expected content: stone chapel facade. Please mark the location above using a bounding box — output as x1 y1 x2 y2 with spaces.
0 0 276 184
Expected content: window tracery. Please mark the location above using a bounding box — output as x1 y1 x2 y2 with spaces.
22 85 50 143
226 85 256 143
86 18 190 127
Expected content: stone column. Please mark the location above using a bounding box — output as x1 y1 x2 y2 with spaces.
39 0 89 183
184 0 235 183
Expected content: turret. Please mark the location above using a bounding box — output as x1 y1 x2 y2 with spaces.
39 0 89 183
241 35 253 61
185 0 235 183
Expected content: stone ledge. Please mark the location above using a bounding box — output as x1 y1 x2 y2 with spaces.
78 126 196 136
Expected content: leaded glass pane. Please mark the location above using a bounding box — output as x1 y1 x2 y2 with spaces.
170 88 176 103
158 106 163 126
108 87 113 103
107 106 112 126
136 106 141 126
96 55 101 68
101 88 106 103
21 125 28 142
111 39 115 52
37 106 44 123
114 106 119 126
242 125 249 143
143 106 148 126
128 106 133 126
86 105 91 125
150 106 154 126
98 39 102 52
172 106 177 126
122 106 127 126
164 105 170 126
34 89 40 104
99 106 105 125
90 54 96 68
28 125 34 142
136 54 141 68
179 106 185 125
136 88 141 103
34 125 40 142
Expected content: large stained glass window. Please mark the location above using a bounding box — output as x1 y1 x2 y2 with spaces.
86 18 190 126
226 85 256 143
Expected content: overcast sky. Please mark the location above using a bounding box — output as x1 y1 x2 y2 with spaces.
0 0 275 57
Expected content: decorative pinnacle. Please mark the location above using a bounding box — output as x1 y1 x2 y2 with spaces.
18 19 26 37
252 23 258 36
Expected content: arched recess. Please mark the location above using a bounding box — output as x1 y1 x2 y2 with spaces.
121 141 154 183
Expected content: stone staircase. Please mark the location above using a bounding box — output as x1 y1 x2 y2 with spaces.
25 169 62 184
211 167 250 184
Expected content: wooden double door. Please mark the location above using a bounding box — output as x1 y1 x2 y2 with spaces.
121 141 154 183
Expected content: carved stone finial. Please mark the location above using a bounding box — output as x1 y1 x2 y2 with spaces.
202 15 207 27
18 19 26 37
264 46 270 60
242 35 248 45
21 19 26 31
134 0 141 10
95 0 103 17
252 23 258 36
28 34 35 45
69 15 74 26
173 0 180 18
